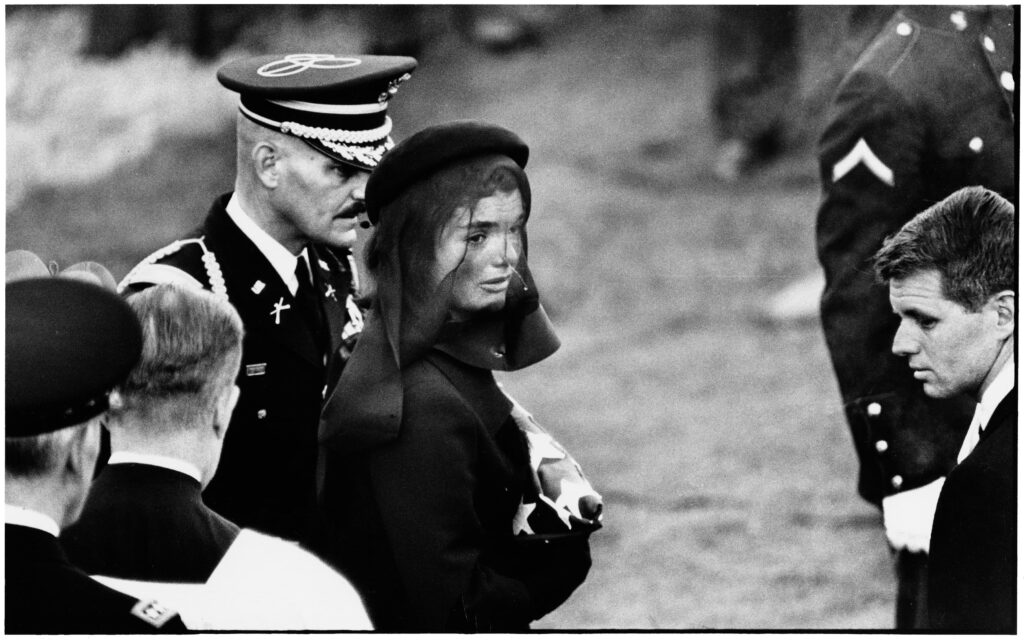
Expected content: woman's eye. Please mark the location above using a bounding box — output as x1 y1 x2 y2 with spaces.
467 233 487 245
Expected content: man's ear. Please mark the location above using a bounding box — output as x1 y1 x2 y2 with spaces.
213 384 241 440
989 290 1015 339
252 141 281 189
65 420 102 482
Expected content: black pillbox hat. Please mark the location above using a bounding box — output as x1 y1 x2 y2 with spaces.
6 278 143 436
365 120 530 224
217 53 417 170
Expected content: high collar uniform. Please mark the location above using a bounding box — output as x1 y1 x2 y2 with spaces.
927 388 1017 632
120 192 362 542
5 522 186 633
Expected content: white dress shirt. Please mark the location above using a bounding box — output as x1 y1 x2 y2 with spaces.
107 451 203 484
6 504 60 537
225 194 310 296
957 356 1015 463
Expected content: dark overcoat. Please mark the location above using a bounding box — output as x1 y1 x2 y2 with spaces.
815 7 1016 505
62 463 240 581
121 193 361 541
5 523 186 633
318 349 591 632
928 389 1017 632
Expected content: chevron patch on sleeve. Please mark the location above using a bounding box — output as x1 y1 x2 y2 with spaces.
832 138 895 186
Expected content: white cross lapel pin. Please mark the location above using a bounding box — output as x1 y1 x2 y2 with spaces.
324 284 337 300
270 297 291 325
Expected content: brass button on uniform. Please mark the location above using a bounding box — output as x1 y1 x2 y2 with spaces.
867 402 882 417
875 440 889 453
891 475 904 489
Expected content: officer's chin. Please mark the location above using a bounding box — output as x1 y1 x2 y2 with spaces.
324 226 358 250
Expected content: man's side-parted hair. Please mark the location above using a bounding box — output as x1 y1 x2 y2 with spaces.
119 285 244 426
874 186 1016 311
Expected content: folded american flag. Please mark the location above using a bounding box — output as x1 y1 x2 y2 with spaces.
505 395 603 538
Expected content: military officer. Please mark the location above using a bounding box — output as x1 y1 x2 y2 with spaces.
6 270 185 633
815 6 1015 629
120 53 417 543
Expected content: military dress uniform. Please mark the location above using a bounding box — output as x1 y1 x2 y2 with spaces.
121 195 362 541
119 53 416 543
62 455 372 630
815 6 1016 629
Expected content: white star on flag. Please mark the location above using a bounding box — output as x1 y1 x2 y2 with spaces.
525 429 565 470
512 499 536 535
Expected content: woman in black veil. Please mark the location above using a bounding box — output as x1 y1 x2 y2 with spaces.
317 121 596 631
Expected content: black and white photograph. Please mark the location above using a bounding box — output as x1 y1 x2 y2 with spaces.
5 4 1017 633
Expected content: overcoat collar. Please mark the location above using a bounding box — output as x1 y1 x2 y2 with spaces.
425 349 513 437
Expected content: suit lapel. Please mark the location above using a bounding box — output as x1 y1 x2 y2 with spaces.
204 203 322 369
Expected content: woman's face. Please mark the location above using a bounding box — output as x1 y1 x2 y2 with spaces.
435 189 526 320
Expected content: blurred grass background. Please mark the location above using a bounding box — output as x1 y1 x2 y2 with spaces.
7 5 895 629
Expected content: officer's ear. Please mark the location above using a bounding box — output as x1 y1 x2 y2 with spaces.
65 419 102 484
252 141 282 189
988 290 1015 340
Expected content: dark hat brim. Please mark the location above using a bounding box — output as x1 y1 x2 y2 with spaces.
365 120 529 224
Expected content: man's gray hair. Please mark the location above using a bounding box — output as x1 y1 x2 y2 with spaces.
6 425 87 479
119 284 244 426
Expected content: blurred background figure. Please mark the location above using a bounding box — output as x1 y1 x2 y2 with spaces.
6 259 185 633
874 186 1016 633
815 6 1016 630
709 6 800 182
62 284 371 631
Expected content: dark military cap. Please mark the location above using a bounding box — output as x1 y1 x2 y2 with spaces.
365 120 530 224
6 278 143 436
218 53 417 171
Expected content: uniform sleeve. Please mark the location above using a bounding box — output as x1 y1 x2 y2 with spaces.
367 376 532 631
816 69 972 506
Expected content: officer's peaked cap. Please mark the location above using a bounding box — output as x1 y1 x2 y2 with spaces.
6 277 142 436
218 53 417 171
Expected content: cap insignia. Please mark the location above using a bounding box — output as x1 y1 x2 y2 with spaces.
257 54 361 78
378 72 413 103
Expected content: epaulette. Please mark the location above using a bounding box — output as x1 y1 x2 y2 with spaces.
118 237 227 301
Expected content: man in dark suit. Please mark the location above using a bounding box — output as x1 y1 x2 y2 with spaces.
874 186 1016 633
5 270 184 633
119 52 417 543
62 284 371 630
815 6 1015 628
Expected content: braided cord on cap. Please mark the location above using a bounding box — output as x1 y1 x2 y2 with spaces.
321 138 394 168
239 101 392 144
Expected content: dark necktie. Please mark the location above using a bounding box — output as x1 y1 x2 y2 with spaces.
294 256 328 356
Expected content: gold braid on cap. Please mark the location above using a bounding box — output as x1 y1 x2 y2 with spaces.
280 116 393 144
